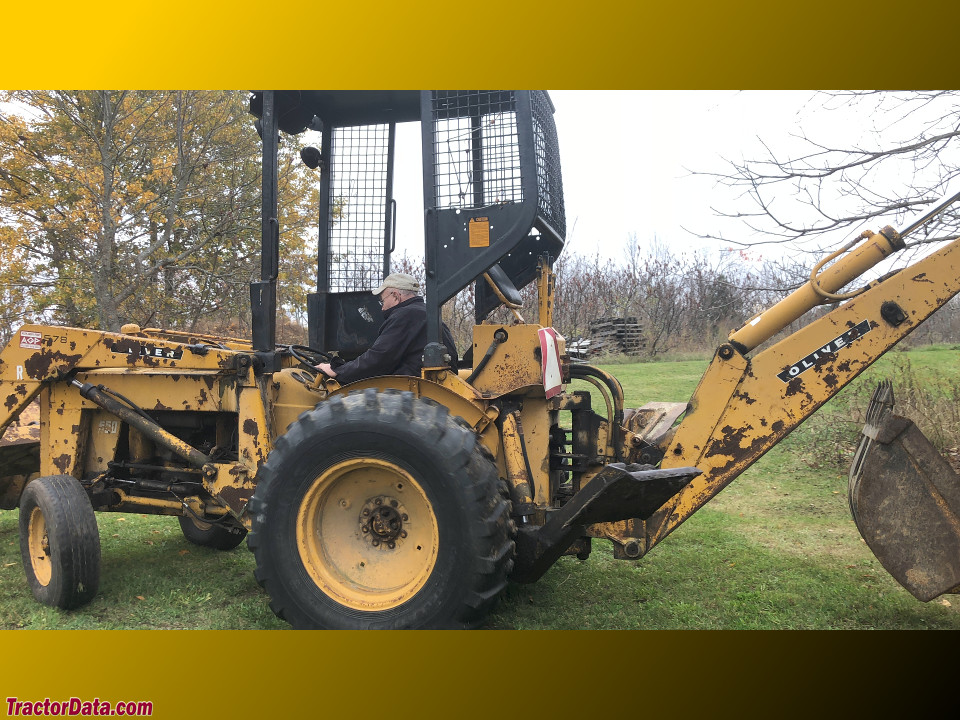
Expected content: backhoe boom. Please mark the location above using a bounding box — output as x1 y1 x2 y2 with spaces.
638 226 960 559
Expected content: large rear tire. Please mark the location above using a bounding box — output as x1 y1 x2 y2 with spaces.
18 475 101 609
247 389 514 629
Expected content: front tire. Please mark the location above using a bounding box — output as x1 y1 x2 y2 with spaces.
247 389 514 629
178 514 247 550
18 475 101 609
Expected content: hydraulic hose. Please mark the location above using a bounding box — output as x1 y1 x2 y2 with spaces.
71 380 214 472
466 328 507 385
569 364 626 462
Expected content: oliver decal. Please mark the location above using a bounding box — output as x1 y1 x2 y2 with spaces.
777 319 872 382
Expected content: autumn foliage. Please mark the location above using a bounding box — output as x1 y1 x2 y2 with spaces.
0 90 318 344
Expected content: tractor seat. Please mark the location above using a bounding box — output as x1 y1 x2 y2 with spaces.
483 263 523 309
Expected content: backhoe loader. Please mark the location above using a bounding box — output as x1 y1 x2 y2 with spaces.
1 90 959 629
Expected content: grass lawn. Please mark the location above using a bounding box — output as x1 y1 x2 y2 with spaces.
2 346 959 630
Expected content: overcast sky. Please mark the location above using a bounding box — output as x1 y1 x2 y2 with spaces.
388 90 839 264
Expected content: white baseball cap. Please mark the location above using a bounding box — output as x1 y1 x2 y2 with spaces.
372 273 420 295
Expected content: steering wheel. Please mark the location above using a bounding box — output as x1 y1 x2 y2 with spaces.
285 345 331 371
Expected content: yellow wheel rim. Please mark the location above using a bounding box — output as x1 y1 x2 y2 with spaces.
296 457 439 612
27 506 52 586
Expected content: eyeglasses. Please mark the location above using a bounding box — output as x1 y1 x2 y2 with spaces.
378 291 395 307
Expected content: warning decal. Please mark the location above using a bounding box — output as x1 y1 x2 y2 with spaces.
469 217 490 248
19 331 42 350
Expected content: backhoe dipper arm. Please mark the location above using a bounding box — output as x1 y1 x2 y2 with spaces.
643 226 960 554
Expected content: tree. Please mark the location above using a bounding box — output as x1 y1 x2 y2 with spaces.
0 90 318 337
0 225 36 345
700 91 960 251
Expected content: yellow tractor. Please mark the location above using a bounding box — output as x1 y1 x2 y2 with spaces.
1 91 959 628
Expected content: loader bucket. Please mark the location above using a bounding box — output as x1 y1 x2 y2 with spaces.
848 382 960 601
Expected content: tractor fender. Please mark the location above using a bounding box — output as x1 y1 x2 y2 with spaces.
325 376 499 456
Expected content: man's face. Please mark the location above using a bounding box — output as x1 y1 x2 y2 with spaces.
379 289 401 311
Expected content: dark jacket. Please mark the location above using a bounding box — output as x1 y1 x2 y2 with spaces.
334 296 458 385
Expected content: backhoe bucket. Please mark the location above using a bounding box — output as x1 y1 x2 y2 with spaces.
848 382 960 601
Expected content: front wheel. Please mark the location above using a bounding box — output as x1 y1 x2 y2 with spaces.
18 475 101 609
178 514 247 550
247 389 514 629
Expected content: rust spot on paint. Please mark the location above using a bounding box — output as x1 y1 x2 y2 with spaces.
53 453 72 473
218 485 254 514
712 424 755 458
5 394 19 410
785 377 804 397
704 424 772 477
242 418 259 436
23 350 83 380
153 400 172 411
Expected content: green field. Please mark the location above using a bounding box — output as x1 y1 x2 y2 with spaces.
2 346 959 629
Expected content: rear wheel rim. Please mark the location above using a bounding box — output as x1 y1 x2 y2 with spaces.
27 506 52 586
296 457 439 611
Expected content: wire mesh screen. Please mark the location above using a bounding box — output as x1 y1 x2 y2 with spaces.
531 90 566 238
327 124 391 292
431 91 522 210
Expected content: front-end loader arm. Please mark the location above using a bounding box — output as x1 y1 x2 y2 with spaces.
0 325 264 510
0 325 242 435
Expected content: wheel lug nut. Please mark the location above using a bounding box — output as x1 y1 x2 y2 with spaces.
372 539 380 547
390 499 399 508
388 542 395 549
375 498 382 506
401 514 408 521
362 509 370 516
400 530 407 538
362 526 369 533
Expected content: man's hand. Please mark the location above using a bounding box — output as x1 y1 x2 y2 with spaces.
315 362 338 377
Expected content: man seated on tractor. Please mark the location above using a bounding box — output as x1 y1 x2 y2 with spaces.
315 273 459 384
